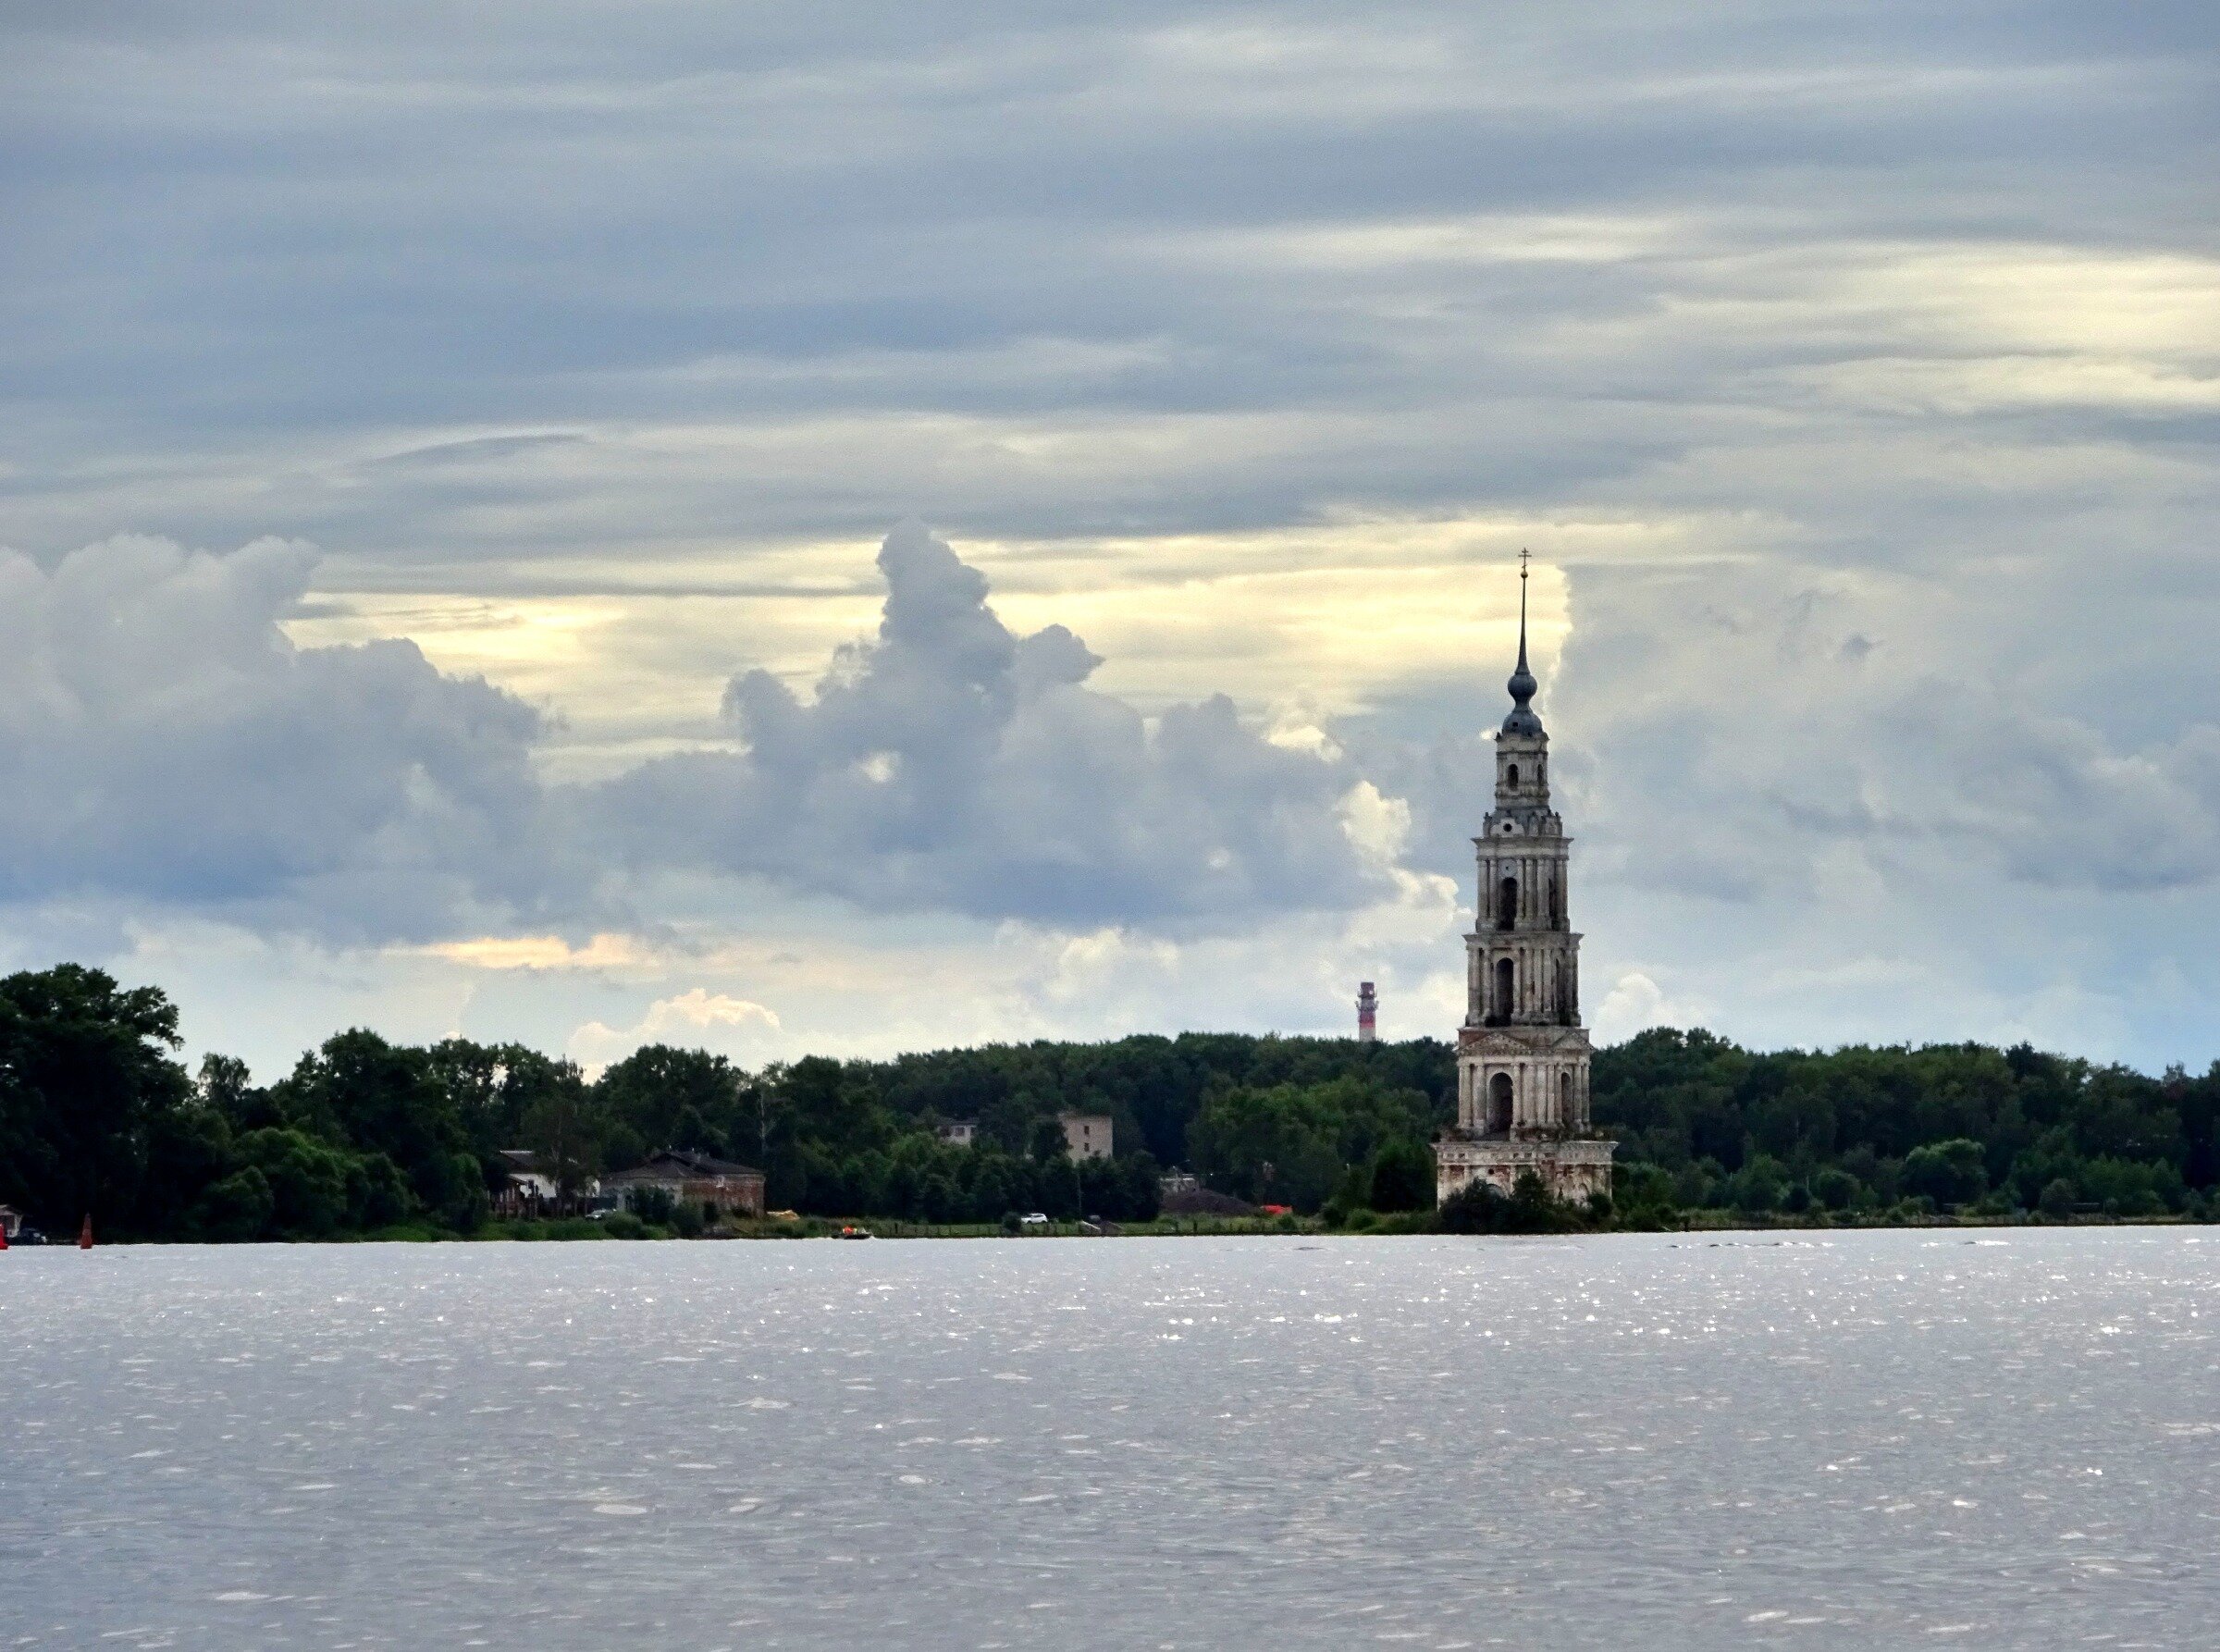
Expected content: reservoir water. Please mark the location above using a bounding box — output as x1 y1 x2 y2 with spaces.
3 1227 2214 1649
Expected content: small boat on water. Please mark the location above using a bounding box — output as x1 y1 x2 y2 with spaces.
837 1225 874 1239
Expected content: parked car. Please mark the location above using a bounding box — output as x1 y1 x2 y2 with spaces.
1019 1212 1051 1227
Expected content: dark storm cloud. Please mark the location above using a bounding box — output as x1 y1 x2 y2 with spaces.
2 1 2212 561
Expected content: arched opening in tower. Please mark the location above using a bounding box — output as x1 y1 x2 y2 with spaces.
1486 1072 1513 1135
1497 876 1518 931
1492 957 1513 1022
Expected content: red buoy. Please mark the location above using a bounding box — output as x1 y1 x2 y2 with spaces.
79 1214 93 1250
0 1225 9 1251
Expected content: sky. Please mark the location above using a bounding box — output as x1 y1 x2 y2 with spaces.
2 1 2216 1080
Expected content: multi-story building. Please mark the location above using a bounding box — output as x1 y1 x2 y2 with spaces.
932 1115 1111 1162
1058 1112 1113 1162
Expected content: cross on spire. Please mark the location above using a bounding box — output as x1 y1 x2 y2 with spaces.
1517 548 1530 660
1503 549 1542 735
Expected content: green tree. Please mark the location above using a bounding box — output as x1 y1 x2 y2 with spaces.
1903 1138 1987 1207
198 1052 278 1132
138 1103 237 1237
521 1063 603 1211
1610 1163 1678 1229
1506 1171 1571 1232
1368 1138 1437 1213
2078 1155 2181 1216
1028 1117 1069 1165
1810 1166 1860 1211
346 1153 414 1228
238 1128 352 1238
596 1044 740 1160
0 965 198 1236
1726 1153 1791 1214
273 1030 486 1228
1116 1152 1164 1221
1189 1076 1430 1214
1438 1172 1582 1235
922 1173 963 1223
191 1166 275 1241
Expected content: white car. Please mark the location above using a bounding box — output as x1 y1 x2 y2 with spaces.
1019 1212 1051 1227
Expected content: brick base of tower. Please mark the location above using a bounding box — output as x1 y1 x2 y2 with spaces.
1436 1135 1614 1206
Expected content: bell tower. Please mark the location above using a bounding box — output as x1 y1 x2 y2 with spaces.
1436 552 1614 1206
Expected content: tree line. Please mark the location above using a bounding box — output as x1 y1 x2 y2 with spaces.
3 964 2216 1239
1597 1027 2220 1224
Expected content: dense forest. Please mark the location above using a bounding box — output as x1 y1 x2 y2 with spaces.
2 964 2216 1239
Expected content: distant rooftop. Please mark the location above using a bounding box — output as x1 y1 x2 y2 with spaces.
603 1147 763 1181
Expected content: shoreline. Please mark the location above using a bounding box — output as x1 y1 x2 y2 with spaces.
24 1210 2211 1246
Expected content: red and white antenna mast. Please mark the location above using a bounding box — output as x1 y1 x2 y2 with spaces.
1356 980 1378 1043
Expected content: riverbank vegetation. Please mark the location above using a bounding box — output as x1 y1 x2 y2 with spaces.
3 965 2215 1240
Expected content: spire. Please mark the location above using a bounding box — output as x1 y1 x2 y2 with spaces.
1503 549 1543 736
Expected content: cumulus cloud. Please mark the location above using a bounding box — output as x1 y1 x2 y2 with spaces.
0 535 554 942
1559 561 2220 904
588 524 1391 923
568 989 782 1075
1594 971 1673 1045
0 524 1429 948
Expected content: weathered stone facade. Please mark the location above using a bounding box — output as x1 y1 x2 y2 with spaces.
1435 564 1615 1208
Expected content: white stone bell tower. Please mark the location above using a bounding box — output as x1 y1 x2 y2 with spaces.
1435 552 1615 1207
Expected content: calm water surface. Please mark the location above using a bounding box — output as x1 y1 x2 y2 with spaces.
3 1228 2216 1649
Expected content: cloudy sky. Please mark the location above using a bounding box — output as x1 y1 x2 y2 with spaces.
3 2 2215 1079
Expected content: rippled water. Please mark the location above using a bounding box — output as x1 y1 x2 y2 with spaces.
3 1228 2215 1649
